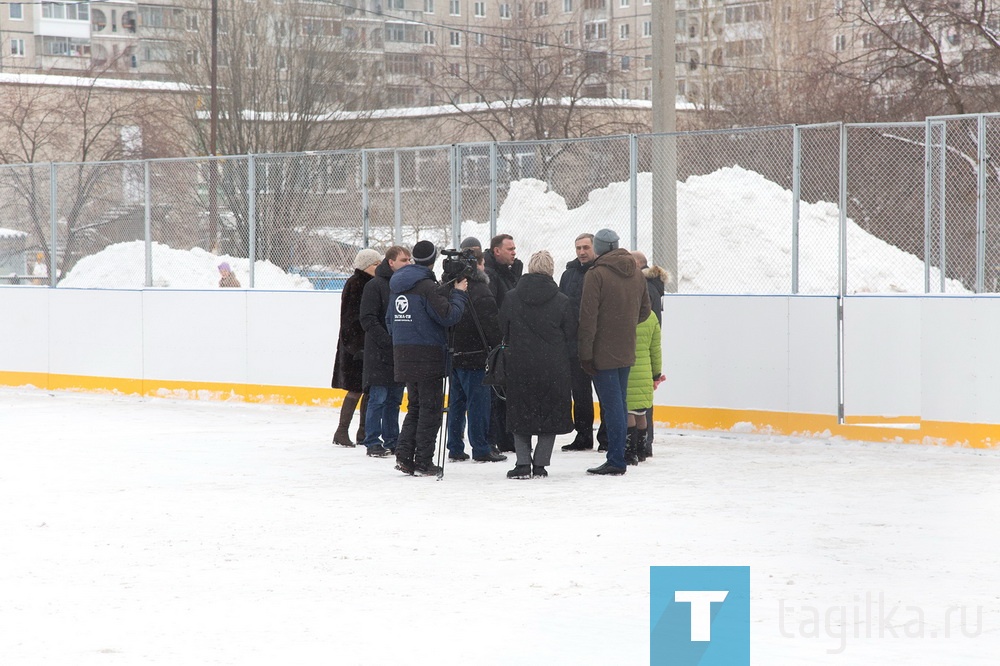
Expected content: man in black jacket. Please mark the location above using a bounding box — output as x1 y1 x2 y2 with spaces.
387 240 468 476
444 249 507 463
483 234 522 453
560 233 600 451
358 245 411 458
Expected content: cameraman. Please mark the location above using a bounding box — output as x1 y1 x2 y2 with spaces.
444 249 508 464
387 240 468 476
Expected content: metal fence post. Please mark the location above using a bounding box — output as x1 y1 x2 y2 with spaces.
450 145 462 247
839 123 848 297
393 150 402 245
248 154 257 288
629 134 638 251
938 122 947 293
977 114 987 293
49 162 57 287
144 160 152 288
489 142 498 238
837 123 847 425
792 125 801 294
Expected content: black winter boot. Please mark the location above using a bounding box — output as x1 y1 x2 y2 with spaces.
624 427 638 466
636 429 648 463
333 391 362 447
506 464 532 479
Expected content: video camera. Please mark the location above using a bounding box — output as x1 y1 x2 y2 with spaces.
441 247 478 282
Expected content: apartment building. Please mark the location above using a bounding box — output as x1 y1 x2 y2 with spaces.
2 2 993 116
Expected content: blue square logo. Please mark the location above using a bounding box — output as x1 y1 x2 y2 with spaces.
650 566 750 665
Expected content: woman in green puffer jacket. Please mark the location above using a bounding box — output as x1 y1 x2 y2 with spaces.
625 312 662 465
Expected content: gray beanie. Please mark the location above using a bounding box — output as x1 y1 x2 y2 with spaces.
593 228 619 256
353 248 382 271
460 236 482 250
411 240 438 266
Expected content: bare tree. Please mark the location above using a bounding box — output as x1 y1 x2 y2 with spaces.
165 0 390 261
832 0 1000 119
0 68 173 278
417 1 647 143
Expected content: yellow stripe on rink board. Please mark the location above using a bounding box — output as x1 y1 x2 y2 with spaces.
651 405 1000 449
2 371 997 449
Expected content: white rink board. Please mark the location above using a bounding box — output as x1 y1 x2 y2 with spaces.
0 287 50 373
2 288 1000 427
49 289 144 380
659 295 838 416
843 296 921 419
246 290 339 388
921 296 1000 425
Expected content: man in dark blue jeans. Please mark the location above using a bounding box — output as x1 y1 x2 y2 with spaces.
445 249 507 463
359 246 412 457
577 229 651 475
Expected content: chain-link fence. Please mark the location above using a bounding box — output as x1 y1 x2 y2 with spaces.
3 113 999 293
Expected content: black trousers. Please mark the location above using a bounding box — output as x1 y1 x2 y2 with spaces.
570 357 595 444
488 390 515 452
397 378 444 466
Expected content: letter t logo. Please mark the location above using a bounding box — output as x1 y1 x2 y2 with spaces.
674 590 729 641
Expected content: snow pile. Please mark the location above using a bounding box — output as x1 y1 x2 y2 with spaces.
485 167 967 294
59 241 313 290
58 167 967 294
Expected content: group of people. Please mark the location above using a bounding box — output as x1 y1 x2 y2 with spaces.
331 229 667 479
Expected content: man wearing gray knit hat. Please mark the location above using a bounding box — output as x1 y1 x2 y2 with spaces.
577 228 651 476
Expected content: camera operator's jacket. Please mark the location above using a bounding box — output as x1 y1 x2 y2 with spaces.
451 269 502 370
386 264 468 382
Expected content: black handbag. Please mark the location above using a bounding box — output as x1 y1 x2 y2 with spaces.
483 342 507 386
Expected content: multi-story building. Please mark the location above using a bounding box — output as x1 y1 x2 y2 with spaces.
3 2 995 120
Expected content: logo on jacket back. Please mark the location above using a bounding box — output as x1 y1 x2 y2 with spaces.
394 295 411 320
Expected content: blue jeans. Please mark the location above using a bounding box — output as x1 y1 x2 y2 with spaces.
361 383 404 450
447 368 492 458
591 367 630 468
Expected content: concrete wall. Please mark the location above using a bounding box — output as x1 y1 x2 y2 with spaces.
3 287 999 446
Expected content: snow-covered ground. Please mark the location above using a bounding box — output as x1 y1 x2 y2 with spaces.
2 387 997 664
57 167 965 294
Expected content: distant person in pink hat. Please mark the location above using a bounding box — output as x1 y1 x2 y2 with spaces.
218 262 241 288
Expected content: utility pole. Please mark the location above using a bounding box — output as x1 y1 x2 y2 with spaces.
209 0 220 251
652 0 678 291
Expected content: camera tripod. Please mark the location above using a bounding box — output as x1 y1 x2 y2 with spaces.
434 273 494 480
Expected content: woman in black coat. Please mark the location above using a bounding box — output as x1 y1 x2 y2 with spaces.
332 249 381 447
498 250 576 479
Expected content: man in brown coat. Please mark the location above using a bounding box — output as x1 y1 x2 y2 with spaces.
578 228 651 475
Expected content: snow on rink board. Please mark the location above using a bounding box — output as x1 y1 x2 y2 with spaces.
1 387 997 665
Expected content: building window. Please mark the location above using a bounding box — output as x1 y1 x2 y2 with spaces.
424 29 435 44
42 2 90 20
475 32 486 45
835 34 847 51
563 0 572 10
620 0 629 6
186 49 200 65
642 20 652 37
450 30 461 46
9 3 23 20
186 13 199 31
621 55 630 70
11 38 25 56
449 62 461 76
584 21 607 41
620 23 629 40
620 88 629 99
475 1 486 16
534 32 549 47
500 3 510 18
449 0 460 15
563 29 573 44
424 0 434 12
536 1 548 16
